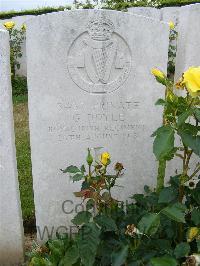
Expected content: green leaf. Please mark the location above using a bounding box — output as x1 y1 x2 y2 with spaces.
150 256 177 266
194 108 200 122
174 242 190 259
59 245 79 266
158 187 178 204
111 245 129 266
71 173 84 182
179 131 200 157
72 211 92 225
86 199 95 211
77 223 100 266
177 109 193 127
197 240 200 252
30 257 53 266
162 203 186 223
81 165 86 173
94 214 117 232
155 99 166 106
153 125 175 160
191 209 200 226
138 213 160 236
48 241 64 264
61 165 80 174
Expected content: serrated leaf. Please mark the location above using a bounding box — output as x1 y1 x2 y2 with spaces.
179 131 200 157
194 108 200 122
81 165 86 173
86 199 95 211
150 256 177 266
61 165 80 174
72 211 92 225
30 257 53 266
48 241 64 264
138 213 160 236
111 245 129 266
94 214 117 232
191 209 200 226
71 173 84 182
158 187 178 204
177 109 193 127
162 203 186 223
197 240 200 252
155 98 166 106
59 245 79 266
174 242 190 258
153 125 175 160
77 223 100 266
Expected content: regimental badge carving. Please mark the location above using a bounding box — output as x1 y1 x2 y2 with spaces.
68 13 132 93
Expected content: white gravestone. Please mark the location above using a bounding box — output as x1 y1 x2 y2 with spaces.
0 29 24 265
175 4 200 81
128 7 161 20
27 10 169 242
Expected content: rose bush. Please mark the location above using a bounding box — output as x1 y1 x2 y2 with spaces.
27 67 199 266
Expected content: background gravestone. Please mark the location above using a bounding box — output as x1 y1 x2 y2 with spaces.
175 3 200 81
172 4 200 180
27 10 169 242
128 7 161 20
0 15 35 77
161 6 180 25
0 29 24 265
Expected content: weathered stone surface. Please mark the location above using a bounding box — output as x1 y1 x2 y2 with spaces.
0 29 24 265
128 7 161 20
175 4 200 80
27 10 169 242
161 6 180 25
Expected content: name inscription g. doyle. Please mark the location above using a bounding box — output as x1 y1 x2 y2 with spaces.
47 99 145 142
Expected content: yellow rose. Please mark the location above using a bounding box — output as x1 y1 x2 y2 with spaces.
187 227 199 242
4 21 15 30
21 23 26 31
101 152 110 166
169 21 175 30
182 67 200 97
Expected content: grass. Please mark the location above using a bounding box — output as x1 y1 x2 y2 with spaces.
13 94 35 225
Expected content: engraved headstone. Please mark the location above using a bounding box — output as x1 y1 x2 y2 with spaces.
128 7 161 20
27 10 169 242
0 29 24 265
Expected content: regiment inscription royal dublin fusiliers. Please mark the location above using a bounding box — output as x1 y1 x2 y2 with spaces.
68 13 132 93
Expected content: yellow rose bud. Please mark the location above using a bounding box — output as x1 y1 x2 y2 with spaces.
187 227 199 242
169 21 175 30
151 68 165 79
181 67 200 97
4 21 15 30
21 23 26 31
101 152 110 166
151 68 167 86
